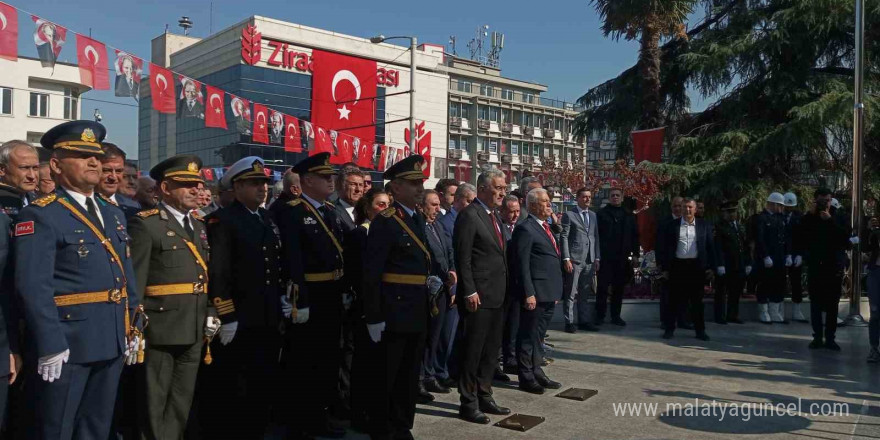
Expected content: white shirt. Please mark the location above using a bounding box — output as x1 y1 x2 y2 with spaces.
63 187 104 227
338 199 356 223
162 202 190 230
676 217 698 259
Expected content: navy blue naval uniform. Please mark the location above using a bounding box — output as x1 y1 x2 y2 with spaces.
14 187 138 439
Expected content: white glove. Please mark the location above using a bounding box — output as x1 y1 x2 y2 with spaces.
293 308 309 324
764 257 773 268
125 336 140 365
37 349 69 382
794 255 803 267
342 293 353 311
280 295 293 319
850 236 861 245
367 322 385 343
745 266 752 276
785 255 793 267
717 266 726 276
204 316 221 338
219 321 238 345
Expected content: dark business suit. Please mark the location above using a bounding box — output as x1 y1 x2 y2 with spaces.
334 199 357 233
595 205 639 322
715 219 749 322
177 99 205 119
422 220 455 383
453 200 507 413
656 217 717 334
510 217 563 384
500 220 519 368
115 76 140 101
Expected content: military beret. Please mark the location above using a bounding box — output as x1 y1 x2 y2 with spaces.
40 120 106 155
292 152 336 176
149 154 204 183
226 156 271 183
384 154 426 181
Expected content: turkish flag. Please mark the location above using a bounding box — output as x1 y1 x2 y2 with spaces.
284 115 302 152
377 145 388 171
334 131 354 163
631 127 665 164
253 104 269 144
310 50 376 164
149 63 176 114
405 121 432 177
76 35 109 90
354 138 373 169
205 86 227 129
315 126 332 155
0 3 18 61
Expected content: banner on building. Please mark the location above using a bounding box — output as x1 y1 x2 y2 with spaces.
0 3 18 61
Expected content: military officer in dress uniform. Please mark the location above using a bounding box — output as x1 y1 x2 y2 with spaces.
0 140 40 217
14 120 141 439
0 211 22 424
362 155 431 440
202 156 283 439
755 192 791 323
128 155 217 440
714 200 751 324
277 152 347 439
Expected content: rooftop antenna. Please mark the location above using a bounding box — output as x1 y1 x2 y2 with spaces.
448 36 457 56
467 24 489 64
488 30 504 68
178 16 193 35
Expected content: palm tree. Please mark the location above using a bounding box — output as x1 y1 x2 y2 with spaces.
590 0 697 129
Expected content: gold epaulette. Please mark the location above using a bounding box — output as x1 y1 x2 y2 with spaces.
97 193 118 206
324 201 335 209
380 207 396 218
136 209 160 218
287 199 303 207
32 194 57 207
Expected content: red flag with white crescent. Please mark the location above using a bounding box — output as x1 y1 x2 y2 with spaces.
32 16 66 68
405 121 432 177
148 63 176 114
76 35 109 90
284 115 302 152
0 2 18 62
253 104 269 144
354 137 373 169
335 132 354 163
315 126 332 155
310 50 376 164
205 86 227 129
377 145 388 171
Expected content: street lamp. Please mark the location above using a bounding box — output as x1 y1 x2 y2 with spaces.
370 34 417 154
848 0 868 326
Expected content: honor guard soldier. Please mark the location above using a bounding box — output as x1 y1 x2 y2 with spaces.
755 192 791 323
714 200 751 324
362 155 432 440
279 152 346 439
14 121 141 439
202 156 283 438
128 155 217 439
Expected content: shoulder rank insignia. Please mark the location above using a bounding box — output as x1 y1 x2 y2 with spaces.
32 194 57 207
324 201 335 209
136 209 160 218
380 207 396 218
287 199 303 207
97 193 118 206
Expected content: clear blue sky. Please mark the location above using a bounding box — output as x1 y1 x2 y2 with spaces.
9 0 708 159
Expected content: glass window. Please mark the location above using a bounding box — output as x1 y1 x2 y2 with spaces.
522 113 533 127
0 87 11 115
489 139 498 153
555 118 563 131
461 104 471 119
64 88 79 120
449 137 458 150
523 93 534 104
490 107 500 122
533 144 541 156
449 102 460 118
501 89 514 100
511 142 519 155
29 92 49 117
478 105 489 120
480 84 494 97
501 109 511 123
460 136 468 151
456 81 472 93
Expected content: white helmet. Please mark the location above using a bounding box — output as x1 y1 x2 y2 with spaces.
830 198 841 209
767 192 785 205
783 192 797 207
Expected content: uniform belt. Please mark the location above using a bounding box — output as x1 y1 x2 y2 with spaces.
55 288 128 307
144 282 207 296
381 273 427 285
304 269 344 282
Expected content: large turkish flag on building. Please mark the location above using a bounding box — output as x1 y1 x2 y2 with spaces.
310 49 376 164
0 3 18 61
284 115 302 152
149 63 176 114
76 35 109 90
205 86 227 129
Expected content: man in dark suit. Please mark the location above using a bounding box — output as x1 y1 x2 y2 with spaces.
202 156 283 438
362 155 432 440
560 188 600 333
420 190 457 397
453 169 510 425
499 195 520 374
95 142 141 218
177 80 204 119
596 188 640 326
714 200 751 324
656 198 719 340
333 167 365 232
510 188 563 394
114 55 140 101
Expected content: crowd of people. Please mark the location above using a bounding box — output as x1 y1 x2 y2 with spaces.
0 119 877 440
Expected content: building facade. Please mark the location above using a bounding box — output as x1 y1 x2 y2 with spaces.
0 57 89 144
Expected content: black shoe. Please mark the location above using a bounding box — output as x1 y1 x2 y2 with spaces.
541 357 554 366
611 317 627 326
578 323 600 332
502 363 519 375
519 380 545 394
565 324 577 334
479 400 511 415
417 383 434 404
438 376 457 389
424 378 450 394
493 366 511 382
536 376 562 389
715 319 728 325
543 341 556 348
459 409 491 424
695 332 710 341
809 338 824 349
825 340 841 351
679 322 694 330
662 330 674 339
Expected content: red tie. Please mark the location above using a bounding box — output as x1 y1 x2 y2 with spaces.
489 212 504 248
543 222 560 255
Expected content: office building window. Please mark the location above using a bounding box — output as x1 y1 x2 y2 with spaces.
0 87 11 115
460 136 468 151
64 88 79 120
480 84 494 97
30 92 49 117
522 112 533 127
449 137 458 150
533 144 541 156
511 142 519 155
478 106 489 120
449 102 460 117
523 93 534 104
489 107 500 122
501 89 514 100
502 109 511 123
489 139 498 153
461 104 471 119
456 81 472 93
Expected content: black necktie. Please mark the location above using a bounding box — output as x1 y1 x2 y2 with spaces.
184 216 195 240
85 197 104 230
